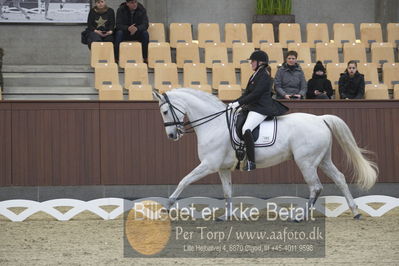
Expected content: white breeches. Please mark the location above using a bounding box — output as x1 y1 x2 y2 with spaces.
242 111 267 135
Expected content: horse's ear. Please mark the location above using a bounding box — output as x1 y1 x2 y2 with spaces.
152 90 164 102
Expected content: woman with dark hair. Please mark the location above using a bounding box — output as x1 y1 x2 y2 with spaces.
228 50 289 171
306 61 333 99
274 50 307 99
86 0 115 49
338 60 365 99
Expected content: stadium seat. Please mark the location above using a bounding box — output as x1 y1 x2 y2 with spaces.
382 63 399 90
269 63 281 78
169 23 193 48
316 42 340 64
205 43 228 68
260 43 284 65
183 63 211 93
99 84 124 101
240 62 254 89
176 42 200 68
394 84 399 99
212 63 237 90
232 42 255 68
371 42 395 67
357 63 379 85
225 23 248 48
94 63 120 90
124 63 149 89
154 63 181 93
279 23 302 48
128 85 153 100
387 23 399 47
287 43 312 64
333 23 356 47
198 23 221 48
307 23 329 48
365 84 389 100
148 42 171 68
218 84 242 100
91 42 115 68
360 23 383 48
300 63 315 81
148 23 166 42
343 42 367 63
326 63 347 94
118 42 142 68
252 23 275 48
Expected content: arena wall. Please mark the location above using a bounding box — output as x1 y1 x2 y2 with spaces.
0 100 397 187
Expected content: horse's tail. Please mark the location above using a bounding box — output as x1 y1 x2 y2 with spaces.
322 115 378 190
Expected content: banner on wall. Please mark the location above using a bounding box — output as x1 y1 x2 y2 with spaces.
0 0 90 23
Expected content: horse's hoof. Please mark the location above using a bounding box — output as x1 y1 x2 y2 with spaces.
353 214 362 220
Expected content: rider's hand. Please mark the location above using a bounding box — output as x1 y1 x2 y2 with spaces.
228 102 240 109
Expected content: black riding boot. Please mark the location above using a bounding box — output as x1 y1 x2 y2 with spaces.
243 129 256 171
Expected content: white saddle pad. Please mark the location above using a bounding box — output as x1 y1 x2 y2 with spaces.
232 116 278 148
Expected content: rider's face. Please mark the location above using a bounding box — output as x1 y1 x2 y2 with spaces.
250 60 258 71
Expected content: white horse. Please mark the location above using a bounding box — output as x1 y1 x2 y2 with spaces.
153 88 378 219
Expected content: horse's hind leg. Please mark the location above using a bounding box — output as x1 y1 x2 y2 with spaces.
319 155 360 219
297 164 323 208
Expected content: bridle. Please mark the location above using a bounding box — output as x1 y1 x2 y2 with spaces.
160 93 229 136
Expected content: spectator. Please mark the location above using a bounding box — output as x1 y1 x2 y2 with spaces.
306 61 333 99
274 50 307 99
86 0 115 49
115 0 149 62
339 60 365 99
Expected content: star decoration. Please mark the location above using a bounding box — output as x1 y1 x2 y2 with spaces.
96 17 107 28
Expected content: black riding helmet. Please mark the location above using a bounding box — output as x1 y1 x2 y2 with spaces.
249 50 269 64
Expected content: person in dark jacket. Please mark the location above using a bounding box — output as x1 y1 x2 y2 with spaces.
86 0 115 49
228 50 289 171
339 60 365 99
115 0 149 62
306 61 333 99
274 50 307 99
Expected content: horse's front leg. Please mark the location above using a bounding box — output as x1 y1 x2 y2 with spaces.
218 170 233 219
168 162 216 208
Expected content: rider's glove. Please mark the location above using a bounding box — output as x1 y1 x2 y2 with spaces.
228 101 240 109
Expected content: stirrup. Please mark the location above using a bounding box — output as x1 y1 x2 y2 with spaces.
244 161 256 171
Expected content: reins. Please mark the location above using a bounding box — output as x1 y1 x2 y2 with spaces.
161 93 229 134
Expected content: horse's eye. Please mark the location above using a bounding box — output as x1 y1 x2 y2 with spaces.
163 111 168 115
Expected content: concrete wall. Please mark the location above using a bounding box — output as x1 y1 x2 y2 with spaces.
0 0 398 65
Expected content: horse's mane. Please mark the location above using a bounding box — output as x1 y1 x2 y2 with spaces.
168 88 227 110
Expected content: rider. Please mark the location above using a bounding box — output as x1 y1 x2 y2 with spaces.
228 50 289 171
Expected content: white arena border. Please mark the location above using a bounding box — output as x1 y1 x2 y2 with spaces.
0 196 398 222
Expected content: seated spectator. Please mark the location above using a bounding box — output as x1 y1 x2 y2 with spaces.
274 50 307 99
86 0 115 49
115 0 149 62
306 61 333 99
339 60 365 99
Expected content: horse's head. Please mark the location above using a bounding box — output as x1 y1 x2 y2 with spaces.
153 91 186 141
